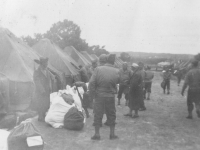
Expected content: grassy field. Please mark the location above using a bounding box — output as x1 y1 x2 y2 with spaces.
33 72 200 150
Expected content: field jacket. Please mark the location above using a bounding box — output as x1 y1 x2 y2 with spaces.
89 63 119 98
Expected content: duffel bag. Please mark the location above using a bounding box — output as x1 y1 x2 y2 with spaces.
7 119 44 150
63 107 84 131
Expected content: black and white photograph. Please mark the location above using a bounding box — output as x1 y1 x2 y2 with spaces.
0 0 200 150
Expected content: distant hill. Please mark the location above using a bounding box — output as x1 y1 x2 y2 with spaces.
112 51 194 61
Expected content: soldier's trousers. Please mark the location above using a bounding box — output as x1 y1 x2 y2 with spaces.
93 97 116 127
187 89 200 113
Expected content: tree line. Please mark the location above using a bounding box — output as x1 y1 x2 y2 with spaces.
22 19 109 56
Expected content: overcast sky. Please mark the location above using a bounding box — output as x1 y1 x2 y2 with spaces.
0 0 200 54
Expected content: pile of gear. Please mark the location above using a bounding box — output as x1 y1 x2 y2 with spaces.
45 85 86 130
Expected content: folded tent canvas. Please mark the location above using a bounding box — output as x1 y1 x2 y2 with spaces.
63 46 91 67
32 39 80 85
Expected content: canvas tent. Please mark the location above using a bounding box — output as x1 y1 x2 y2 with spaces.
33 39 80 84
115 57 123 68
0 28 63 112
0 28 37 111
179 60 190 69
80 51 95 62
117 57 123 64
174 60 191 70
0 73 9 114
63 46 91 66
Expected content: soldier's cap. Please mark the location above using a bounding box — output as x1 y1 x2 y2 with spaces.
107 54 116 64
99 54 107 63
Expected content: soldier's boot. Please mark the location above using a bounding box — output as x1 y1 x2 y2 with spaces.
186 112 193 119
91 126 101 140
110 125 118 140
167 90 170 94
132 110 139 118
195 103 200 118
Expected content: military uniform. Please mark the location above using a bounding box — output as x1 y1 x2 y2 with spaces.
163 70 171 94
117 68 132 102
89 63 119 127
182 67 200 118
33 66 52 121
137 69 146 110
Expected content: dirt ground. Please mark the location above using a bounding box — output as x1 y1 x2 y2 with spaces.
33 72 200 150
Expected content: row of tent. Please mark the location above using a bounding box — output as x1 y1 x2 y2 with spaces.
157 60 192 71
174 60 191 70
0 27 123 113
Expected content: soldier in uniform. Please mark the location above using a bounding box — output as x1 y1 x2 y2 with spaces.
124 63 143 118
117 62 132 105
88 60 98 79
33 57 52 122
137 62 146 111
89 54 119 140
79 65 89 83
98 54 107 66
144 66 154 100
163 68 171 94
182 60 200 119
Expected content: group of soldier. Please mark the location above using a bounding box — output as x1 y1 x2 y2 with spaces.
88 55 200 140
32 53 200 141
161 59 200 120
88 54 155 140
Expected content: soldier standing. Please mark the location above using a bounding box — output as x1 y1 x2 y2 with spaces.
89 54 119 140
182 60 200 119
